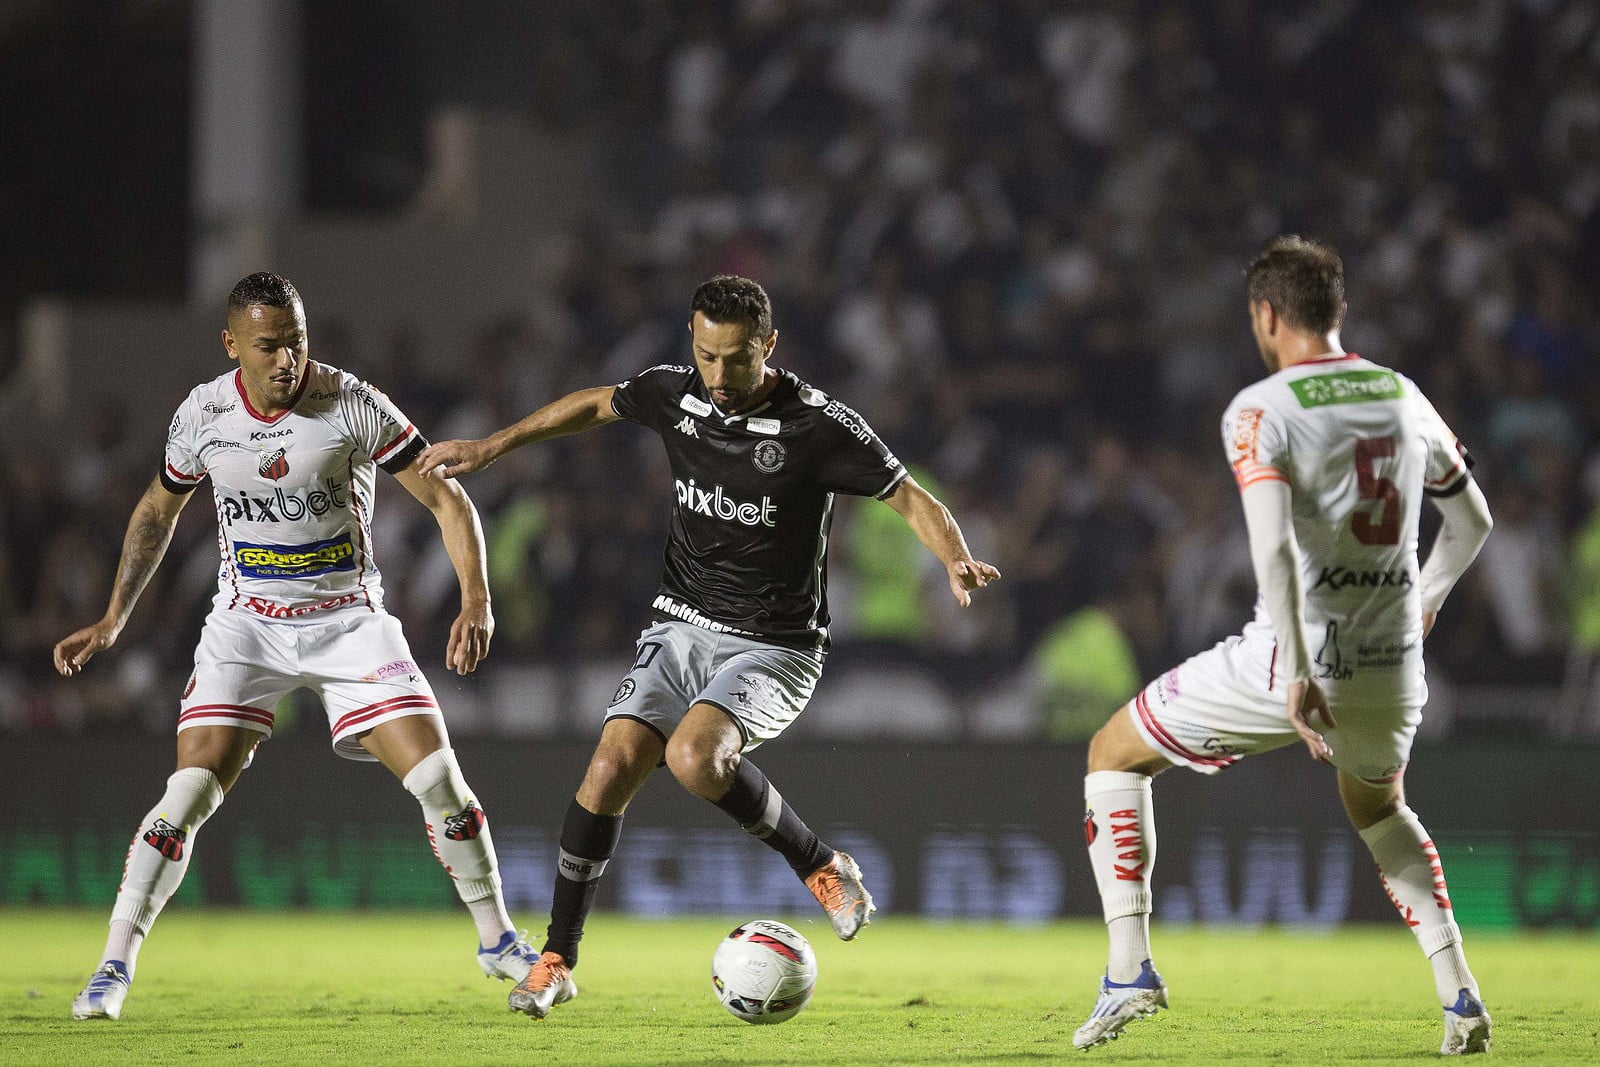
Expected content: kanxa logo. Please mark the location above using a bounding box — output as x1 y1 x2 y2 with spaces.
143 817 187 860
250 428 292 441
1313 566 1413 590
220 480 348 523
259 447 290 481
674 478 776 527
442 802 485 841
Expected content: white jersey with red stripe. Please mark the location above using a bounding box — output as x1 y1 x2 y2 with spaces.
161 361 426 622
1220 354 1469 704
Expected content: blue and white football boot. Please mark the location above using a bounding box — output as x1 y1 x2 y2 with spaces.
71 960 131 1020
1440 988 1492 1055
477 931 540 983
1072 959 1168 1050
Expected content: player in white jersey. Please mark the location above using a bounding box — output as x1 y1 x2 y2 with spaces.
1071 238 1496 1056
55 273 538 1021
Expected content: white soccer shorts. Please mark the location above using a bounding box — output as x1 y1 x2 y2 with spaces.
177 608 443 761
1130 630 1421 784
603 620 822 750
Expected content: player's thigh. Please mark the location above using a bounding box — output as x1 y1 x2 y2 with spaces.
663 701 746 784
602 621 702 743
300 612 444 761
1321 700 1418 798
178 610 296 750
695 640 822 752
176 725 265 792
1129 633 1300 775
1087 704 1171 776
358 712 451 781
577 717 668 815
1336 768 1406 830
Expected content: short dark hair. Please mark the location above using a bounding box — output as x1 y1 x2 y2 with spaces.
1245 236 1344 334
690 275 773 338
228 272 300 313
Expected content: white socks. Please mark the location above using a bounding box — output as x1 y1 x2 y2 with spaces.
1085 770 1155 982
1359 805 1480 1007
402 748 514 948
105 767 226 975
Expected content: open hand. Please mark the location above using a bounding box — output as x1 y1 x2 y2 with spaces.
446 602 494 675
53 619 120 677
417 438 497 480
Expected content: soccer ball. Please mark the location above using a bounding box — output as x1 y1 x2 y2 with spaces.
711 919 817 1024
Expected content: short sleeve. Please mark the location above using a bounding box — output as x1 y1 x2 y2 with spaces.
815 398 909 499
610 364 689 431
1221 394 1290 491
1415 391 1472 497
160 399 205 494
343 375 428 474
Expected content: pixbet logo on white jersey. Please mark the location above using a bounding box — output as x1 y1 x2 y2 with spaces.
674 478 776 527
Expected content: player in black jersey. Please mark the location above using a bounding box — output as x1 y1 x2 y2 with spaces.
420 274 1000 1019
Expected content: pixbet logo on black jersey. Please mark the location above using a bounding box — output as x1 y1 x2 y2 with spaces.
674 478 776 527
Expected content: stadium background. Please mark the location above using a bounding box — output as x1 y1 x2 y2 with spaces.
1 1 1596 932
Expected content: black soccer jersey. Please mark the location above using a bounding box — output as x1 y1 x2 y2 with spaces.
611 364 908 652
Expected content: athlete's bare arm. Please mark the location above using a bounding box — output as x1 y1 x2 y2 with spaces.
393 459 494 676
1238 477 1333 762
881 476 1001 607
418 386 621 479
1419 477 1493 637
53 476 193 676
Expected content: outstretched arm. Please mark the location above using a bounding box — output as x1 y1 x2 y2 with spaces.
1238 477 1332 762
393 459 494 675
53 476 192 676
1418 476 1493 636
417 386 620 479
881 476 1001 607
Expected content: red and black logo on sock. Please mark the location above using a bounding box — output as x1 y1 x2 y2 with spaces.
443 802 486 841
143 817 187 860
1084 809 1098 847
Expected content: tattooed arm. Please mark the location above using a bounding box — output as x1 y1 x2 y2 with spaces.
53 476 194 676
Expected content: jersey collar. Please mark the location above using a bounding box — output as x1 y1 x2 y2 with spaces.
234 366 311 424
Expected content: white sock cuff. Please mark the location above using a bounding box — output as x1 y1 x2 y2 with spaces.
1421 920 1463 957
1085 770 1151 801
109 898 162 934
168 767 225 819
1102 889 1152 923
1358 804 1423 850
454 872 501 904
402 747 459 796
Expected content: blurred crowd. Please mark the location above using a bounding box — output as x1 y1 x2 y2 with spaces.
4 0 1599 740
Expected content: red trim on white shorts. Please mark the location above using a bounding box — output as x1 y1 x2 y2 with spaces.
178 703 276 730
331 694 439 738
1134 691 1235 769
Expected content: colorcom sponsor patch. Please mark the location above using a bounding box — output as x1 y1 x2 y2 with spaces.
235 534 357 579
1289 369 1402 408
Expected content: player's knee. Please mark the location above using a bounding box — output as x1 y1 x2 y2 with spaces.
664 739 735 799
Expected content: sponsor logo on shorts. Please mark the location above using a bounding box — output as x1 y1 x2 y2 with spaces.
182 673 196 699
258 446 290 481
752 439 786 474
1355 638 1417 670
1202 737 1244 756
442 802 485 841
1314 621 1353 681
1157 668 1182 704
363 660 420 682
242 592 361 619
235 534 358 579
610 679 636 706
143 817 186 860
732 671 785 713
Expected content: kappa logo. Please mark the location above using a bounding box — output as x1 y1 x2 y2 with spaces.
611 679 636 706
752 439 786 474
259 447 290 481
442 802 486 841
674 415 699 438
143 817 187 860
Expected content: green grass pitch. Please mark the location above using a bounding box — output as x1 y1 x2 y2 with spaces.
2 910 1596 1064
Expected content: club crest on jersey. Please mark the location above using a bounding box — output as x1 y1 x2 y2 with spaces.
674 415 699 438
752 439 786 474
442 802 486 841
259 447 290 481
